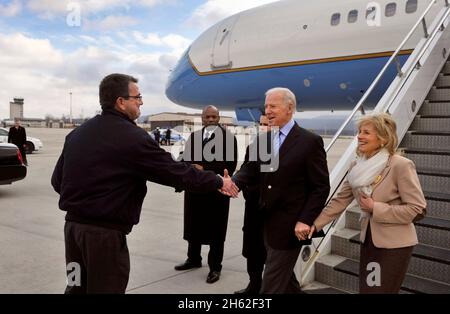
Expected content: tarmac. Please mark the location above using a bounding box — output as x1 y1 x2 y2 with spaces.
0 127 352 294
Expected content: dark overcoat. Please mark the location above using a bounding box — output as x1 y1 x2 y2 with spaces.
181 125 238 243
8 126 26 147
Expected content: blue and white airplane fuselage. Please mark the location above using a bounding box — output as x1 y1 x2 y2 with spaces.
166 0 440 121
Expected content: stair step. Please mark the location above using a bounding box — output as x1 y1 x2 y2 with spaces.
410 116 450 132
435 74 450 87
334 258 450 293
346 207 362 231
416 216 450 231
427 87 450 102
402 131 450 150
302 281 350 294
416 217 450 249
346 208 450 249
424 192 450 220
417 171 450 194
405 149 450 173
315 254 358 293
418 101 450 115
424 190 450 202
443 61 450 74
331 229 450 284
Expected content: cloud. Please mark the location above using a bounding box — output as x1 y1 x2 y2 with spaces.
0 0 22 17
84 15 139 31
132 31 191 55
26 0 178 19
187 0 278 30
0 32 189 120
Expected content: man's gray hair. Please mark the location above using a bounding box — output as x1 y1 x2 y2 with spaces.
265 87 297 112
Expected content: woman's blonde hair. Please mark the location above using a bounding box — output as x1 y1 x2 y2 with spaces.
356 113 398 156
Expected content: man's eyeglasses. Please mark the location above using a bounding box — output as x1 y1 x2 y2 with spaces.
122 95 143 100
260 123 268 126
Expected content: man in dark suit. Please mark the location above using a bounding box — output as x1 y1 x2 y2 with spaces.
175 105 238 284
232 88 330 294
8 118 27 166
234 115 269 294
165 127 171 145
154 127 161 145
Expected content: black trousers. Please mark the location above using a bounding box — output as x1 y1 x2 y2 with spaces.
260 235 302 294
187 241 224 272
245 255 265 290
64 221 130 294
17 145 27 164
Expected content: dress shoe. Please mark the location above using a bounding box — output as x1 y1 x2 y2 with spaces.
234 283 260 294
206 271 221 284
174 259 202 271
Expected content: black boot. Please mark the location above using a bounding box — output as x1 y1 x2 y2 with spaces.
234 280 261 294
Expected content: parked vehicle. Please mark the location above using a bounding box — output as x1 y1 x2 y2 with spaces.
0 127 43 154
0 143 27 185
149 128 186 145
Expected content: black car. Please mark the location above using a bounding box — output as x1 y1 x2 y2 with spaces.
0 143 27 185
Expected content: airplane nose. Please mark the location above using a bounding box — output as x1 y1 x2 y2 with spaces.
165 48 197 104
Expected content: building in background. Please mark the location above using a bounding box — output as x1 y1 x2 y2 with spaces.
144 112 235 132
10 98 24 120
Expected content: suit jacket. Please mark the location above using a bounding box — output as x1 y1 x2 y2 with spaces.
8 126 26 147
314 154 426 249
234 123 330 250
181 125 238 243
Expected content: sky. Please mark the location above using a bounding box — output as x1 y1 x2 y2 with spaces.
0 0 279 120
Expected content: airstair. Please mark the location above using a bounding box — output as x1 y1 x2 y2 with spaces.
299 0 450 294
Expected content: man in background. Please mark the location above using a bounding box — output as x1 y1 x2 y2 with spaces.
175 105 238 284
8 118 27 166
235 115 269 294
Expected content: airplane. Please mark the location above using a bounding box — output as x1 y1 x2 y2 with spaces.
165 0 442 121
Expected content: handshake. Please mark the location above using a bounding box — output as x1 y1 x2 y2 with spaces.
218 169 239 198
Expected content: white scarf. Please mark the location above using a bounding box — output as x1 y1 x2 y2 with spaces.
347 149 390 220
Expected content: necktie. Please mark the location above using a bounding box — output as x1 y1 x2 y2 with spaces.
273 131 281 155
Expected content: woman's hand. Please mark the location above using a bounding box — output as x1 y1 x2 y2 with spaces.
359 193 374 213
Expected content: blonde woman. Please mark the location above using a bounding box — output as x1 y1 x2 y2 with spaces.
309 113 426 293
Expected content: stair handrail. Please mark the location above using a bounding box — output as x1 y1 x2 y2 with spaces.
325 0 439 154
382 3 450 114
301 0 450 283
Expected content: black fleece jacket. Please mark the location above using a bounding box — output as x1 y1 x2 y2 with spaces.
51 109 222 233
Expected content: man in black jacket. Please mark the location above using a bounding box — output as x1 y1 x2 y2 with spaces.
174 106 238 284
51 73 238 294
234 115 269 294
232 87 330 294
8 118 27 165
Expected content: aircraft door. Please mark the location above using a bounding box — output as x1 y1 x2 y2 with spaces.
211 15 240 70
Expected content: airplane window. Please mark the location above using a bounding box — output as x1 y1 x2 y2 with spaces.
385 3 396 17
348 10 358 23
366 6 377 21
406 0 418 14
331 13 341 26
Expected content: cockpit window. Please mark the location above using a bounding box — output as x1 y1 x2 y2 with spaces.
406 0 418 14
348 10 358 23
331 13 341 26
385 3 396 17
